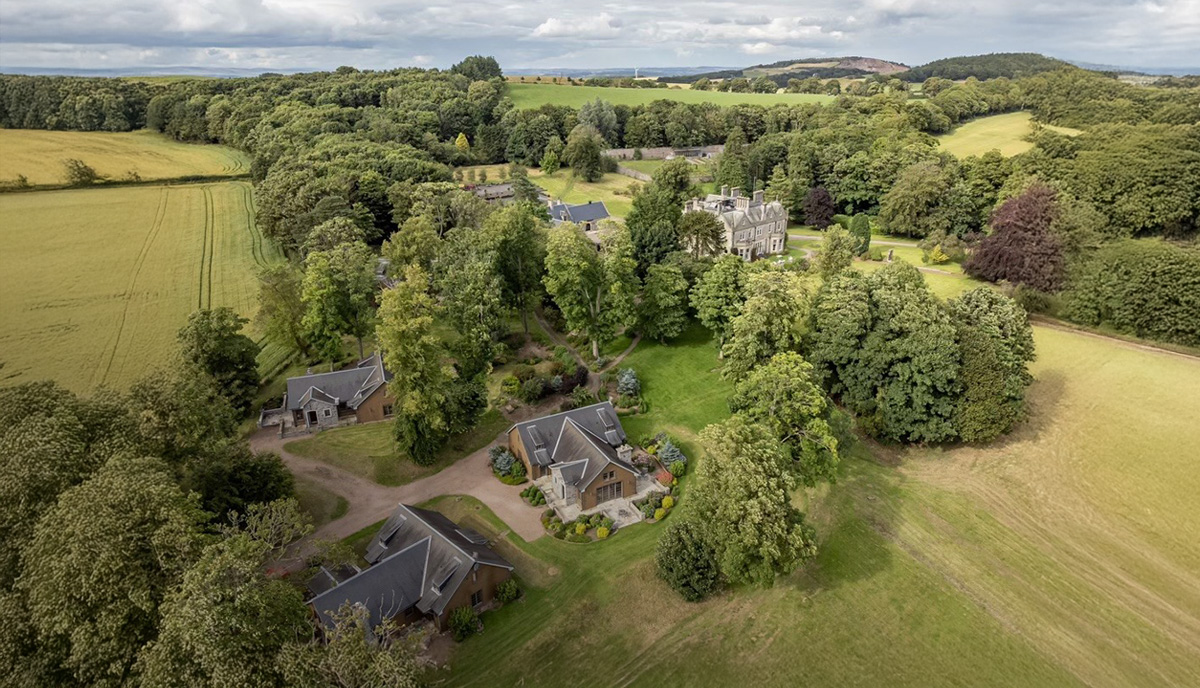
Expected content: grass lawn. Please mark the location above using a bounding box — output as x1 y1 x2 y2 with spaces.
294 476 348 529
506 83 834 109
283 408 510 486
937 111 1082 158
529 170 637 218
0 129 250 185
0 181 279 391
618 159 666 176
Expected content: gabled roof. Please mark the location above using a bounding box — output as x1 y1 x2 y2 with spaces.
285 352 391 411
509 402 634 485
308 504 513 630
549 201 610 224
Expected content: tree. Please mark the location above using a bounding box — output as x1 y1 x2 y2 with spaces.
655 519 722 601
540 149 560 174
765 164 795 213
630 219 680 276
730 352 839 486
485 203 546 334
690 254 747 353
382 215 439 274
126 370 238 465
564 124 605 182
450 55 502 81
454 132 470 154
544 223 639 358
721 270 809 377
277 606 423 688
62 158 99 186
816 226 857 280
377 265 453 465
879 159 954 238
715 126 749 191
177 307 261 415
256 263 309 356
677 210 725 258
302 216 367 256
20 456 207 686
639 263 689 342
301 241 376 362
691 416 817 587
436 229 507 376
849 213 871 255
964 182 1066 292
578 98 618 145
802 186 835 229
508 165 543 203
137 505 312 688
180 443 294 521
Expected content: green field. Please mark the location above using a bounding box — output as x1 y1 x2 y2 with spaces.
618 159 666 176
0 129 250 185
507 83 834 109
937 111 1082 158
0 181 279 391
530 170 638 218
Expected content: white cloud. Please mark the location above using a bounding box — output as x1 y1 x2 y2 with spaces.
741 42 780 55
532 12 622 39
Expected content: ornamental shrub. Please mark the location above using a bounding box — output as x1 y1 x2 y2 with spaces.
575 522 587 536
548 374 564 393
500 375 521 397
654 508 666 521
449 606 479 642
512 364 536 381
489 446 516 474
657 438 684 465
668 460 686 477
662 495 675 510
495 578 520 604
597 527 610 539
509 458 526 479
520 377 546 403
641 502 656 519
616 368 641 396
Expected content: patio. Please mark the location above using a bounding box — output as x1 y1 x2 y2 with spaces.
535 473 667 529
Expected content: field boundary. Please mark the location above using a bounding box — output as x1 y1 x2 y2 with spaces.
0 173 251 195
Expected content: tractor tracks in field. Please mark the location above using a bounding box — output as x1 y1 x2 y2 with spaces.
93 186 170 387
198 185 215 309
239 182 269 268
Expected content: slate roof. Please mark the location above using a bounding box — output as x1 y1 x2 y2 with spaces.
308 504 513 631
509 402 634 486
285 352 391 411
548 201 610 224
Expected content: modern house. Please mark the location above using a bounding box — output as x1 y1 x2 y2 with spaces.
548 200 610 232
507 402 638 510
684 186 788 261
308 504 514 633
282 352 394 431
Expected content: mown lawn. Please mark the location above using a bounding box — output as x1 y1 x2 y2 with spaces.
294 476 348 529
0 128 250 185
937 111 1082 158
284 409 510 486
506 83 834 109
529 170 638 219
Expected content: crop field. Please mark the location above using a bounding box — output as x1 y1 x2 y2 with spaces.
507 83 834 109
0 181 279 391
0 129 251 185
937 111 1082 158
437 312 1200 687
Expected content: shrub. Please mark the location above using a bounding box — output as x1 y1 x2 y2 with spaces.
62 158 99 187
575 522 587 536
668 460 686 477
495 578 521 604
543 508 556 520
520 377 546 403
662 495 675 510
512 364 536 381
655 469 672 485
548 374 564 393
653 508 666 521
547 360 565 376
597 527 610 539
655 520 721 601
570 386 596 408
489 446 516 474
657 438 685 465
449 606 480 642
500 375 521 397
640 502 656 519
566 533 591 543
869 247 884 261
616 368 641 396
509 458 526 479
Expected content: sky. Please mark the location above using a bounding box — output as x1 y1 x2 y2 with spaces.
1 0 1198 72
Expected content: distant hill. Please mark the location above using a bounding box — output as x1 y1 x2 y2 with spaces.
506 66 739 79
658 56 908 85
898 53 1071 82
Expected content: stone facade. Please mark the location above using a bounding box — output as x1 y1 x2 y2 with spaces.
684 186 788 261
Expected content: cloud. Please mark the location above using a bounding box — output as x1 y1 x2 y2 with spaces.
532 12 623 39
0 0 1196 72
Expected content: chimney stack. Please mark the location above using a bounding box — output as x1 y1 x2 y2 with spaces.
730 187 741 199
721 185 730 198
752 190 764 204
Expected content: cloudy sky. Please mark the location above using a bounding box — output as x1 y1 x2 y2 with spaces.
1 0 1197 72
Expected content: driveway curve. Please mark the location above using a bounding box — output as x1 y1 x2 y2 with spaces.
250 428 546 553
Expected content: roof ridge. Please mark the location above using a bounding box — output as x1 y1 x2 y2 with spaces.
506 401 615 432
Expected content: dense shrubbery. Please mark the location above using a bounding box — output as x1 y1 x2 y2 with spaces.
1063 240 1200 347
495 578 521 604
655 520 722 601
449 606 480 642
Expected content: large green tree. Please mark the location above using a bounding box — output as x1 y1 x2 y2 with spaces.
301 241 376 362
177 308 261 415
816 226 858 281
564 124 605 182
691 416 817 587
277 607 423 687
20 456 208 687
256 263 310 357
690 254 747 354
639 263 690 342
543 223 639 358
730 352 840 486
677 210 725 258
721 270 809 377
485 203 546 334
655 519 722 602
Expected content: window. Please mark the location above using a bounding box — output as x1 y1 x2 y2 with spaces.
322 409 332 417
602 470 615 482
595 482 623 504
470 590 483 607
382 404 393 416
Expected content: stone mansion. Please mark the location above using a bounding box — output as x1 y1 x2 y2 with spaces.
684 186 788 260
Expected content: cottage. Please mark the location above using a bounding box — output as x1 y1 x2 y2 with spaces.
548 200 610 232
507 402 638 511
283 352 393 431
684 186 788 260
308 504 513 632
470 182 549 205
